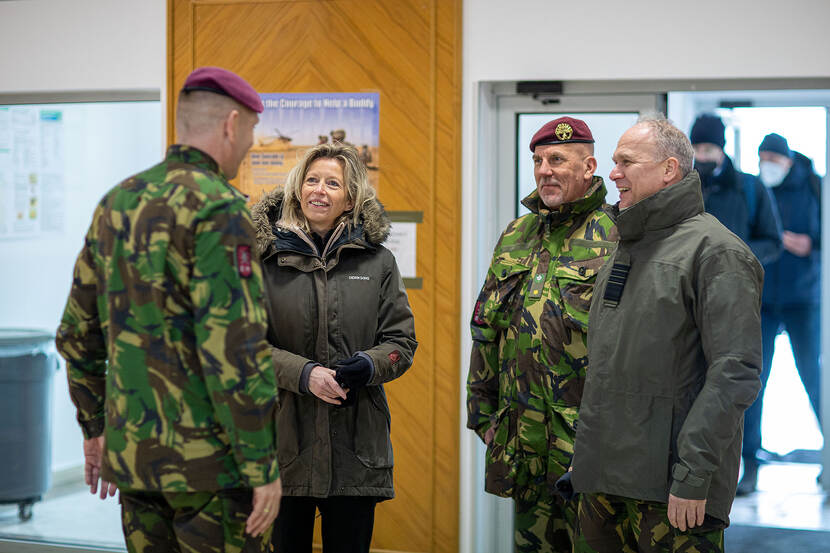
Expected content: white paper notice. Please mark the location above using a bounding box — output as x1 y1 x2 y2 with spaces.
0 107 64 238
386 222 417 279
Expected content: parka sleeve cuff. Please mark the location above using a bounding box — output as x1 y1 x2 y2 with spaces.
299 362 319 394
364 344 413 386
270 346 315 394
669 463 711 500
355 351 376 382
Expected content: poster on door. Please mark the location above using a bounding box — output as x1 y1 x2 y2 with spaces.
0 106 65 239
236 92 380 204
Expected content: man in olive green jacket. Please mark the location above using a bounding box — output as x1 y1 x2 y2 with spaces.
571 116 762 553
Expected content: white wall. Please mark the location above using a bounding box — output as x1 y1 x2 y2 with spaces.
465 0 830 82
0 0 166 478
0 0 165 93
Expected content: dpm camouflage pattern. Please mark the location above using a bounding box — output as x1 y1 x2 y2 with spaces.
56 145 279 492
578 493 725 553
121 489 273 553
514 486 595 553
467 176 616 500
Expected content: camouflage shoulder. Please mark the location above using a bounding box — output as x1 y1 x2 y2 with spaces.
588 203 619 242
165 165 250 214
495 212 541 252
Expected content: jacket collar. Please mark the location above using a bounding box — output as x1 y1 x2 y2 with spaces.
613 170 705 241
251 187 391 258
709 155 739 190
520 176 608 227
166 144 223 177
779 151 812 189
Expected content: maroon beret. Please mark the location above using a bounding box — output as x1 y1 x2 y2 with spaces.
529 116 594 152
182 66 264 113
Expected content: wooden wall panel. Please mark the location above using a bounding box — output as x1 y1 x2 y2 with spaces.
168 2 461 552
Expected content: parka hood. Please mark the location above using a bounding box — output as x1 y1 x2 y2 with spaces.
779 151 817 190
251 187 391 256
614 170 705 241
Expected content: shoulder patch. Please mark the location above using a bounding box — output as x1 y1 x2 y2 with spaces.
236 245 253 278
472 300 486 326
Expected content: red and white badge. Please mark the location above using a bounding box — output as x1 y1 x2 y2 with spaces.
236 245 252 278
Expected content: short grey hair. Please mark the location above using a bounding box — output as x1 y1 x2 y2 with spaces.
636 112 694 177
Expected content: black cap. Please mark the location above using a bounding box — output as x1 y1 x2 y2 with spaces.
759 133 792 158
690 114 726 149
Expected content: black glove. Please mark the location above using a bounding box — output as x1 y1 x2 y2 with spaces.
333 354 373 408
554 471 575 502
334 354 373 389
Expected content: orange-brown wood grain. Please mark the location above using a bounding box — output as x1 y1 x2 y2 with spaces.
167 2 461 552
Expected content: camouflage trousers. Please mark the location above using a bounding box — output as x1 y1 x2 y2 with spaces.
514 486 595 553
577 493 725 553
121 489 273 553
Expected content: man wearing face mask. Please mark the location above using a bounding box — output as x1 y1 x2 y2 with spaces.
689 114 782 265
737 133 823 495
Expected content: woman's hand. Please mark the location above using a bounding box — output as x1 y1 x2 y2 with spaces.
308 365 349 405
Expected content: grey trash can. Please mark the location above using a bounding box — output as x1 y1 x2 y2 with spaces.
0 328 58 521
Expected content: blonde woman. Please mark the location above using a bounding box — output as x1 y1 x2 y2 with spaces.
252 143 417 553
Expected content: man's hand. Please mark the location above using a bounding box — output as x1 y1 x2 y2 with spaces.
667 494 706 531
83 436 117 499
308 366 349 405
246 477 282 537
782 231 812 257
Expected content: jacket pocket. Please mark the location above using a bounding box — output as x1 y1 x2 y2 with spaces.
354 386 394 469
554 258 600 333
472 259 530 338
597 390 673 495
276 389 301 470
484 403 519 498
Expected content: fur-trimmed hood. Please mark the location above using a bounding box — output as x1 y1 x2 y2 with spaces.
251 187 391 256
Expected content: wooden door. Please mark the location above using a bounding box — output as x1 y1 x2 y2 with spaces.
168 2 462 551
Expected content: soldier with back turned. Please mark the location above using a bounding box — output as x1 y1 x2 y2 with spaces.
466 117 615 553
56 66 282 552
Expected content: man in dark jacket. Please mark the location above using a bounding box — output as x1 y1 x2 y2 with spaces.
571 115 763 553
689 114 782 265
737 133 823 494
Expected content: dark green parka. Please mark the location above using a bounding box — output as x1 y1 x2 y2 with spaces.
572 171 763 523
252 189 417 499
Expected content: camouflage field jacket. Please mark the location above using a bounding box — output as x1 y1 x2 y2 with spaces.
467 177 616 499
56 145 279 492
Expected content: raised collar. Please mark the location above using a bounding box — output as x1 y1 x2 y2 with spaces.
273 221 372 259
614 170 705 241
520 176 607 227
166 144 225 178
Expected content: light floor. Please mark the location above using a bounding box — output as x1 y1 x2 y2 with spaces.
731 462 829 531
0 479 124 550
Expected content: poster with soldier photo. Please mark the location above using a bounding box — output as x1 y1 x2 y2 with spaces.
237 92 379 204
